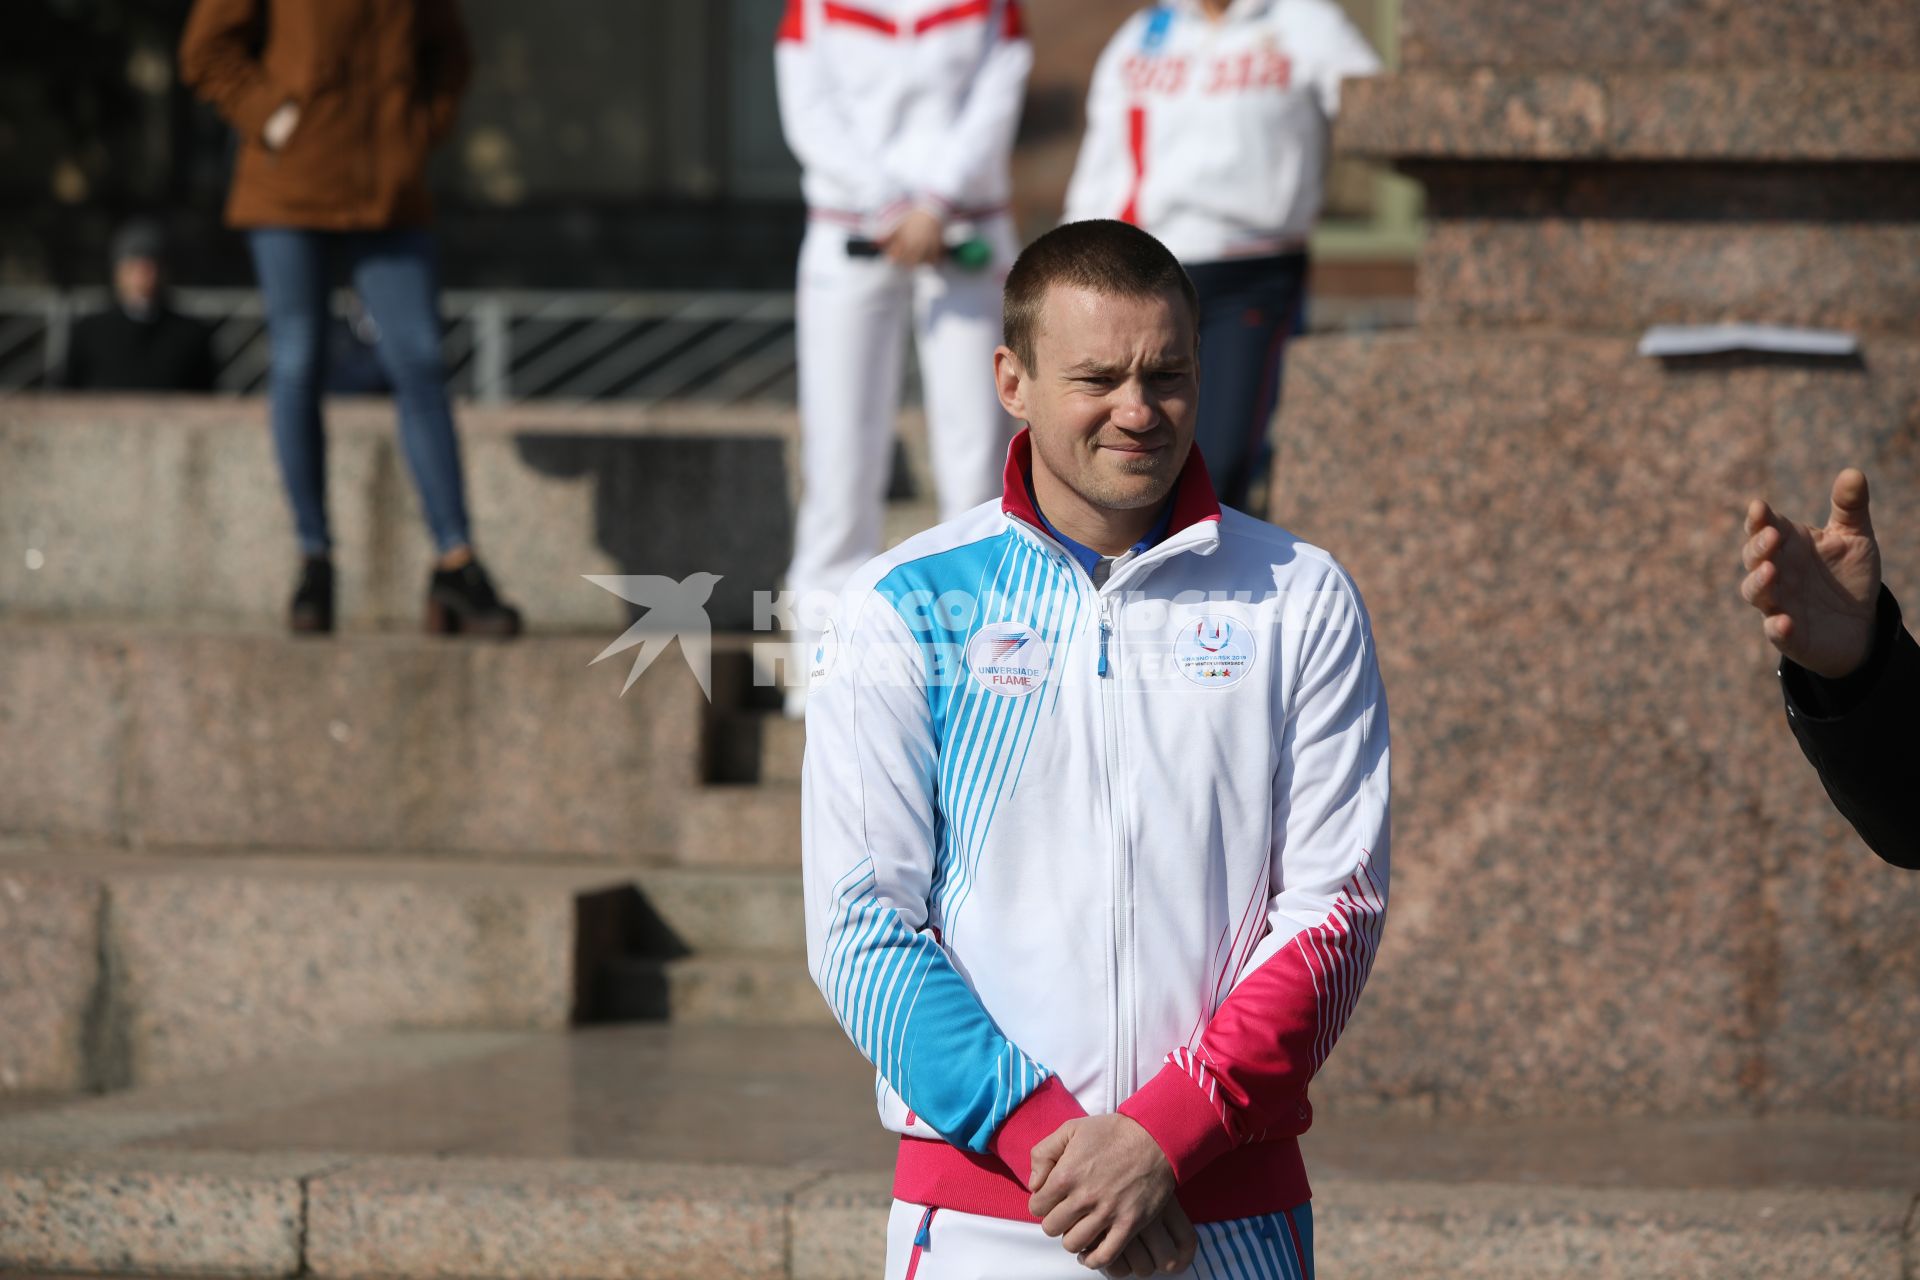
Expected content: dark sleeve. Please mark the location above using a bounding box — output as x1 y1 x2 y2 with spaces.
57 317 97 389
179 0 282 141
417 0 473 146
187 318 219 392
1781 587 1920 869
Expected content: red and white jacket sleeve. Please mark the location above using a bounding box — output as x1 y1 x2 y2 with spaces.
1119 566 1390 1183
1061 15 1139 226
1294 0 1383 118
900 1 1033 219
774 0 906 219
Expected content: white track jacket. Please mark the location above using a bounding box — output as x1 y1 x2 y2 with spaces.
1064 0 1381 263
802 433 1390 1222
775 0 1032 235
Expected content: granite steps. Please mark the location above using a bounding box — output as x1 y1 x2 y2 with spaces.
1 1025 1916 1280
0 686 810 1093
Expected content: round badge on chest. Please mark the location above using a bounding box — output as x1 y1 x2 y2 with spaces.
1173 615 1256 689
966 621 1051 698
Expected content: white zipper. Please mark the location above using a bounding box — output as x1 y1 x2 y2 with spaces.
1096 589 1137 1107
1095 591 1124 1110
1006 515 1215 1108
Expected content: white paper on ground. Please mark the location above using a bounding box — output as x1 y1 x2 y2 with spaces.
1637 324 1859 358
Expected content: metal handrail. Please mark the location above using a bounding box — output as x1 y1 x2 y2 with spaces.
0 283 1412 403
0 286 801 405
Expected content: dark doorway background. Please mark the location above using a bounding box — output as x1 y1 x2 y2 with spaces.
1 0 806 291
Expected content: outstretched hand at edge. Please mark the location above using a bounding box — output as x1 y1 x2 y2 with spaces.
1741 468 1882 679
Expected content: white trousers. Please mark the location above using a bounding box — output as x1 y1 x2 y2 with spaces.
784 216 1017 695
882 1201 1316 1280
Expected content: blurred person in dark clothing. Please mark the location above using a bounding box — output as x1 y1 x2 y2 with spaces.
1742 468 1919 869
180 0 519 637
58 219 216 393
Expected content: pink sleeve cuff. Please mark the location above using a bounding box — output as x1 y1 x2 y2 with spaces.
1117 1062 1237 1184
871 197 915 236
990 1074 1087 1189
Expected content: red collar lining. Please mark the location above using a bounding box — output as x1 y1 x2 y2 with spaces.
1000 428 1222 538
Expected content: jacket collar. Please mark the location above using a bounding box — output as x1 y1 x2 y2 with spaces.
1169 0 1276 22
1000 427 1222 553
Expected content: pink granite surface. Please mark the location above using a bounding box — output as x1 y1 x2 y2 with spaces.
658 952 824 1025
677 785 801 869
1399 162 1920 333
4 1026 1917 1278
0 395 802 632
1310 1181 1910 1279
628 867 806 954
1398 0 1920 70
1338 71 1920 161
0 634 129 845
306 1157 814 1280
1417 219 1920 333
1273 332 1920 1119
126 631 700 857
789 1173 891 1280
0 869 100 1093
146 1024 893 1171
0 853 659 1090
0 627 701 858
108 865 600 1085
0 1149 329 1275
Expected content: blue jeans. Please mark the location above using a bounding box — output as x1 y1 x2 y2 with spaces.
248 228 472 556
1185 252 1309 518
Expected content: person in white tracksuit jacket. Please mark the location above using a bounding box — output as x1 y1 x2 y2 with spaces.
803 220 1389 1278
775 0 1032 713
1064 0 1381 517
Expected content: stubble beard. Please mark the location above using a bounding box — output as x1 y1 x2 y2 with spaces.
1079 450 1179 511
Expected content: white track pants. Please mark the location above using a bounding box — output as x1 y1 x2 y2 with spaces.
784 217 1017 698
882 1201 1316 1280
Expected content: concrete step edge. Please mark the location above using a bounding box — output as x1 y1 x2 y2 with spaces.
672 784 801 872
0 853 691 1092
0 846 668 888
623 950 827 1027
2 846 804 890
687 782 801 803
710 711 806 786
2 1148 1911 1280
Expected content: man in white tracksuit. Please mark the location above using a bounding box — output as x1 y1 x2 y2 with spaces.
1064 0 1380 515
775 0 1032 711
803 220 1389 1277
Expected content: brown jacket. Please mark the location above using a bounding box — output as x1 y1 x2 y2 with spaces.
180 0 472 230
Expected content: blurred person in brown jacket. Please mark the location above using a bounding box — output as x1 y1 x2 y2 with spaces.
180 0 520 636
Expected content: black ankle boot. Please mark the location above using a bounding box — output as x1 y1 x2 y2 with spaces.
289 556 334 634
426 559 523 636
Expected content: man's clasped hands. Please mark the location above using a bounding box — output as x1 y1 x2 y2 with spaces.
1025 1114 1198 1277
